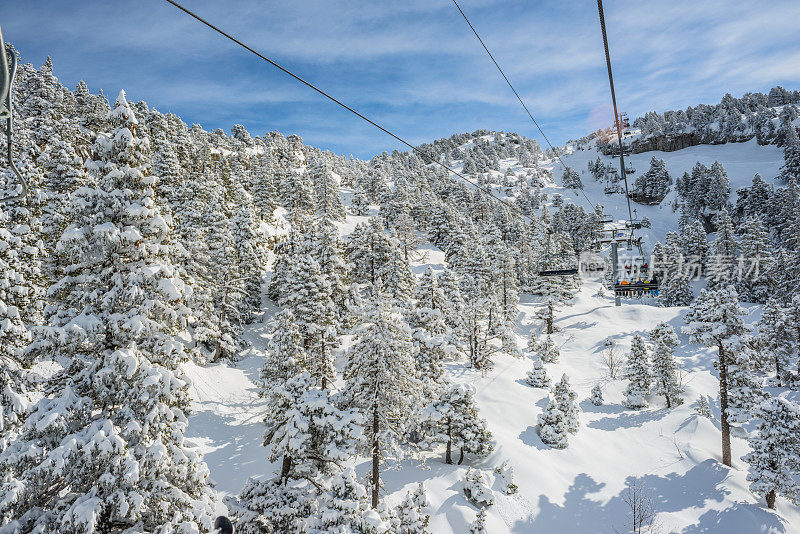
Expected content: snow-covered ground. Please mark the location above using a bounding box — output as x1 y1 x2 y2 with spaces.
183 138 799 532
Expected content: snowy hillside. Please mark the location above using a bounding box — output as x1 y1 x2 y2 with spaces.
182 135 798 532
2 56 800 534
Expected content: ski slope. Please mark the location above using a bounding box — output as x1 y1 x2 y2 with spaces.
182 138 800 533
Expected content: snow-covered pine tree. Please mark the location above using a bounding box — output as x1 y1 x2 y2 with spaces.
590 384 604 406
736 216 772 303
707 208 739 289
706 161 731 212
310 160 346 221
463 468 495 507
633 157 670 202
351 183 370 216
282 253 338 387
742 396 800 509
263 371 362 484
408 268 455 403
683 285 747 466
396 483 431 534
418 383 493 465
725 337 765 425
525 356 551 388
552 373 580 433
755 298 794 385
694 396 712 418
659 241 694 307
341 295 420 508
306 467 375 533
1 90 216 532
227 477 316 534
259 309 308 389
561 166 583 189
308 217 351 325
538 394 569 449
536 296 560 335
649 322 682 408
530 334 560 363
469 508 488 534
780 122 800 184
623 334 652 409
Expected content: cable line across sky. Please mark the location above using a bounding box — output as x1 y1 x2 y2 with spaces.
449 0 599 213
161 0 532 223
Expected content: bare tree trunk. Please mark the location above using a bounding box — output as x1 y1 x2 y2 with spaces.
718 342 732 467
663 379 671 409
445 418 452 464
372 405 380 508
279 455 292 484
766 489 776 509
458 446 464 465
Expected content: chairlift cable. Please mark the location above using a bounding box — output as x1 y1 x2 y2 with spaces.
161 0 528 222
596 0 634 234
450 0 597 214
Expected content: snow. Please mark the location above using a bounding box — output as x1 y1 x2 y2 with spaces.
182 138 799 532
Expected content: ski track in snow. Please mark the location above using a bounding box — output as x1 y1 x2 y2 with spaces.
183 138 799 533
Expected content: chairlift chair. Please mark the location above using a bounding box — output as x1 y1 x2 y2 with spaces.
0 25 27 204
536 229 579 277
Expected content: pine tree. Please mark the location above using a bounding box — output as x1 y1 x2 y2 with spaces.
590 384 604 406
660 241 694 307
283 253 338 387
650 323 682 408
469 508 488 534
707 161 731 212
561 166 583 189
263 371 362 483
755 298 794 385
707 209 739 289
310 161 346 221
742 396 800 509
351 183 370 216
525 356 551 388
623 334 652 409
308 217 351 325
734 216 771 303
396 483 431 534
536 297 560 335
418 383 493 465
1 90 217 532
633 157 670 202
530 334 560 363
341 296 420 508
694 396 712 418
538 395 569 449
227 477 315 534
780 123 800 184
552 373 580 433
260 309 308 388
725 337 765 425
463 468 494 507
683 285 747 466
306 467 373 533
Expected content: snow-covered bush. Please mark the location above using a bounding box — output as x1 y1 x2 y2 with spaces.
494 460 518 495
590 384 604 406
463 468 494 507
525 357 550 388
396 482 431 534
538 395 569 449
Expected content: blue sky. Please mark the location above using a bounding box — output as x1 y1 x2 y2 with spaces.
4 0 800 159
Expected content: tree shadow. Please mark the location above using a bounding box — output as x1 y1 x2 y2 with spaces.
587 407 670 431
579 399 626 415
512 461 786 533
518 425 550 450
